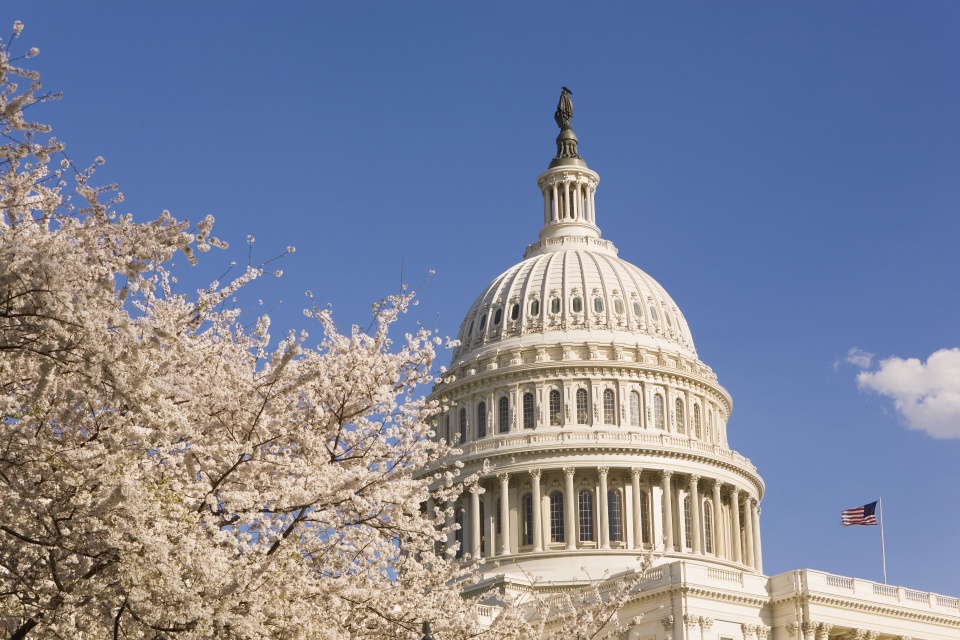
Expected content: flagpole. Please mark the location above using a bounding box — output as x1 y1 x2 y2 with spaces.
879 496 887 584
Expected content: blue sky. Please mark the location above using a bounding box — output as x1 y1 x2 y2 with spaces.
9 3 960 595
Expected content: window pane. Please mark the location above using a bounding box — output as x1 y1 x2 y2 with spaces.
510 304 519 321
608 490 622 542
499 397 509 433
572 297 582 313
576 389 589 424
549 389 562 426
704 500 714 554
477 402 487 438
640 491 651 544
479 314 487 330
550 491 565 542
684 496 692 550
630 391 641 427
603 389 616 425
493 308 502 325
523 392 534 429
578 491 594 542
654 394 664 430
550 297 560 314
523 494 534 546
675 398 685 434
459 408 467 443
614 298 624 314
530 299 540 316
693 404 702 439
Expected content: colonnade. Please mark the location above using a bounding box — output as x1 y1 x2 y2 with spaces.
439 466 763 573
540 175 597 226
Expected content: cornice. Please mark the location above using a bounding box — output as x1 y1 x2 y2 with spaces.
805 593 960 627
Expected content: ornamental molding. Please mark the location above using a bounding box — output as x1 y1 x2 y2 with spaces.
805 593 960 626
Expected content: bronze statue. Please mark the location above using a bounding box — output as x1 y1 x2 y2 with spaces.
554 86 573 130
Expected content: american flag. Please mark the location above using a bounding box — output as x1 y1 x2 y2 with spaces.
841 501 878 526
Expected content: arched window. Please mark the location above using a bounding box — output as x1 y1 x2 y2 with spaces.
510 303 520 321
522 494 534 546
572 296 583 313
654 394 665 430
498 396 509 434
703 499 714 554
479 314 487 331
693 404 702 439
495 498 502 534
614 298 624 315
477 401 487 438
578 490 594 542
576 388 589 424
549 389 562 426
639 490 651 544
632 300 642 317
493 308 502 325
459 408 467 443
530 299 540 317
649 305 659 322
608 490 623 543
550 491 565 543
593 297 604 313
455 506 465 559
550 297 561 314
603 389 616 425
630 391 641 427
706 409 714 443
522 392 535 429
683 495 693 550
675 398 685 434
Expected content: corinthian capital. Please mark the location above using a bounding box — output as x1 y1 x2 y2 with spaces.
785 622 799 637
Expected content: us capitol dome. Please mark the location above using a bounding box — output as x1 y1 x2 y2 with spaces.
419 91 960 640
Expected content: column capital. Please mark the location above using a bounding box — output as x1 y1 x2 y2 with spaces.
469 485 483 495
699 617 714 630
661 469 673 480
660 615 674 631
710 478 723 490
690 474 701 483
497 472 509 482
529 468 542 480
785 622 799 637
801 621 816 635
630 466 643 478
597 466 609 476
563 466 575 478
757 626 770 640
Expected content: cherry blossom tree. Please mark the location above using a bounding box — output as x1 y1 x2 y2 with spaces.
0 22 484 640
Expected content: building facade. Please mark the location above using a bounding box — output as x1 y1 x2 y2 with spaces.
419 96 960 640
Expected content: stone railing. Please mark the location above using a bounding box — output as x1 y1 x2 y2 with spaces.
790 570 960 614
446 428 756 473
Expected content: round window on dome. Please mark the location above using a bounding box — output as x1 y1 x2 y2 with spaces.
593 297 604 313
614 299 624 314
493 308 502 325
632 301 642 317
572 297 583 313
649 306 658 322
510 303 520 321
479 314 487 331
530 299 540 316
550 297 561 314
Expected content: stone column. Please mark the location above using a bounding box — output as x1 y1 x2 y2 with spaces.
631 467 643 549
564 467 576 549
689 475 702 555
751 499 763 573
530 469 543 552
729 487 742 563
815 623 833 640
445 499 456 556
711 480 723 558
661 470 674 551
498 474 510 555
470 486 482 559
743 494 755 568
598 467 610 549
800 621 816 640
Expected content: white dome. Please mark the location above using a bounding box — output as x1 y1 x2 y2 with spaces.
453 248 696 364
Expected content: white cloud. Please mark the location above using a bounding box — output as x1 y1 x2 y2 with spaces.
845 347 875 369
856 348 960 439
